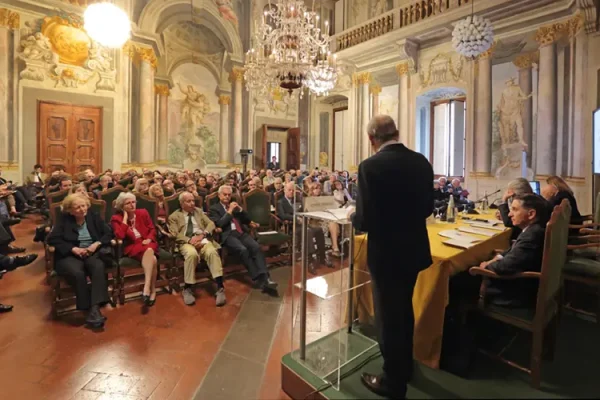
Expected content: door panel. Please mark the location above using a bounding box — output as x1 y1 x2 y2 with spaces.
38 102 102 176
286 127 300 170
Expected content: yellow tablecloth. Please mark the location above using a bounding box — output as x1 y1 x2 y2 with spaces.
352 214 512 369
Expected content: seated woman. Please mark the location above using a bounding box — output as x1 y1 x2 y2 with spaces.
133 178 149 195
47 194 114 328
332 180 352 207
110 192 159 306
70 183 90 196
543 175 582 224
148 184 168 223
308 183 342 259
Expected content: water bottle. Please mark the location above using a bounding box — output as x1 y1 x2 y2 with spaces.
482 191 489 212
446 195 456 223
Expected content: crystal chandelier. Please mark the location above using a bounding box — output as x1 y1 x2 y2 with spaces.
451 0 493 59
84 2 131 48
244 0 337 98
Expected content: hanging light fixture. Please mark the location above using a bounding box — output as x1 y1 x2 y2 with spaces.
84 2 131 48
244 0 337 98
452 0 494 59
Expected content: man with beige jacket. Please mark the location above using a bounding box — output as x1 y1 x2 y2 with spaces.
168 192 225 307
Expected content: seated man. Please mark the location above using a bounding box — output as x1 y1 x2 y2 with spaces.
455 194 549 308
168 192 225 307
208 185 278 294
433 180 448 209
497 178 551 239
0 203 25 254
277 183 330 274
448 178 473 211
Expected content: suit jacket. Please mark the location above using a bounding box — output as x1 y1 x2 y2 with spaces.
26 172 48 186
208 202 251 244
167 207 219 248
353 143 434 277
277 195 302 222
47 211 114 261
486 223 545 307
498 195 551 240
110 209 157 254
267 162 279 170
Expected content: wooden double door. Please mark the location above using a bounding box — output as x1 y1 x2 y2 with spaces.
38 101 103 176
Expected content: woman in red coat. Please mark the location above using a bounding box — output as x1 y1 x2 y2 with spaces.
111 192 159 306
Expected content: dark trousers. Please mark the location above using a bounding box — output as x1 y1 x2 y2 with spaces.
224 231 267 280
54 253 109 310
371 271 419 394
0 222 14 246
294 224 326 261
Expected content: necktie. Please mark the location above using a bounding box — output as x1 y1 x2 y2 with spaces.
232 218 243 234
185 214 194 237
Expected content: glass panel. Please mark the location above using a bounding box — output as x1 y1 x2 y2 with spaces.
294 268 372 299
432 103 449 175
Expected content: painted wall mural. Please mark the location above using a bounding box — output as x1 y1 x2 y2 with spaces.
214 0 239 28
168 63 220 170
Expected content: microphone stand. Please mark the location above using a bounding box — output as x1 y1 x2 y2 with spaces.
474 189 501 203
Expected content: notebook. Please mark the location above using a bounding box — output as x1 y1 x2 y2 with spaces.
458 226 497 237
469 222 506 231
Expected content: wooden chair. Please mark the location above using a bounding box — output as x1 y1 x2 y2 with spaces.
98 185 127 223
114 193 173 304
243 189 290 258
46 189 69 208
467 199 571 388
273 190 302 235
47 198 118 318
118 177 133 187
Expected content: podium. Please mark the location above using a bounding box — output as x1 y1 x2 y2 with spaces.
285 208 378 396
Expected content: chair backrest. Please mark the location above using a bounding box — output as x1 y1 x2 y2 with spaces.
165 193 181 216
135 193 159 225
99 185 126 222
163 188 174 197
594 191 600 224
194 195 204 209
89 198 107 221
118 177 133 187
243 189 272 227
535 199 571 323
47 189 69 206
205 191 220 210
49 202 63 226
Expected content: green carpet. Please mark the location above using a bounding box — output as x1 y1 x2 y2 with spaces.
283 313 599 398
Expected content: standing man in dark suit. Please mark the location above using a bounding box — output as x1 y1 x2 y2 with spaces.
267 156 280 171
208 185 278 294
349 115 434 398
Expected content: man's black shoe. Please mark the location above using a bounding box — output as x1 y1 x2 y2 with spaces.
360 373 407 399
0 304 13 313
1 245 26 254
14 254 38 267
86 305 106 328
1 218 21 227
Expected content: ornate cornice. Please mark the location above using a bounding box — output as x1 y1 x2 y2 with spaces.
535 14 584 46
124 42 158 70
218 94 231 105
477 42 496 60
154 84 170 96
230 67 244 82
0 8 19 29
396 62 409 77
354 72 371 85
370 85 382 95
469 171 494 178
513 51 539 70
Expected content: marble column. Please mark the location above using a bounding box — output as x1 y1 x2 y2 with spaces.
535 29 559 177
513 53 536 168
474 48 493 175
155 84 170 165
371 85 381 116
396 62 409 145
570 16 585 178
0 25 11 163
231 68 244 162
218 94 231 164
138 57 155 164
357 72 371 160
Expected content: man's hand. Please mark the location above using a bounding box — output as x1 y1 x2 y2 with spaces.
228 202 240 214
72 247 88 258
479 261 489 269
502 189 514 203
142 239 151 245
189 234 204 246
249 221 259 229
495 210 501 220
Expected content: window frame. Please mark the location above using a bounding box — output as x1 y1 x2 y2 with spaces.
429 96 466 178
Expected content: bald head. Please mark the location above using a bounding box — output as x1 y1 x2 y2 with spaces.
366 115 399 150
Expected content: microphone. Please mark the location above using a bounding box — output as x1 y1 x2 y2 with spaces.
474 189 501 203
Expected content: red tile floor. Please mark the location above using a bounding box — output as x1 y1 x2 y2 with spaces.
0 215 308 399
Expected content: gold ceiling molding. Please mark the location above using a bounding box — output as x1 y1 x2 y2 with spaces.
370 84 382 95
230 67 244 82
513 51 539 70
154 84 170 96
468 171 494 178
124 42 158 70
218 95 231 105
0 8 19 29
477 42 496 60
535 13 584 46
354 72 371 85
396 62 409 77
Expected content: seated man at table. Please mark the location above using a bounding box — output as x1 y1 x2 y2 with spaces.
457 194 549 308
497 178 551 239
208 185 278 294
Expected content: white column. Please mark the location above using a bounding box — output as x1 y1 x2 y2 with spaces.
218 94 231 163
535 31 558 177
474 50 492 175
571 24 586 178
396 62 409 145
361 74 371 160
138 58 155 164
0 26 10 162
371 85 381 116
155 84 169 164
514 54 534 168
231 68 244 162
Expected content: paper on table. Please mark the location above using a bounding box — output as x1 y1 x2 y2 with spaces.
458 226 496 237
438 230 482 243
469 222 506 231
301 208 349 221
257 231 278 235
443 239 477 249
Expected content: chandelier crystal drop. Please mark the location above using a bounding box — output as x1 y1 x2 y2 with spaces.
452 15 494 59
244 0 338 98
84 2 131 48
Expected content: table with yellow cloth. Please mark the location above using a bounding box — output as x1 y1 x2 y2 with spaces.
351 214 512 369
